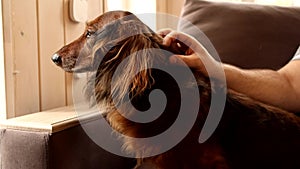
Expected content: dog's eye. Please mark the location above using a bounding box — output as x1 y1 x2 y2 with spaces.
86 31 93 38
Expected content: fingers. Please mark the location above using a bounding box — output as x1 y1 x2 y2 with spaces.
157 29 199 50
159 30 218 76
157 29 185 46
169 54 197 67
157 29 176 47
157 28 173 37
157 29 207 70
169 53 204 71
163 31 199 50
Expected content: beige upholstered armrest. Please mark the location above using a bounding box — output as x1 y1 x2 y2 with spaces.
0 106 135 169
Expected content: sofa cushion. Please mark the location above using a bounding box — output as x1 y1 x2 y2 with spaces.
0 107 136 169
178 0 300 69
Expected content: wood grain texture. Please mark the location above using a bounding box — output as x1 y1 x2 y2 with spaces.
2 0 106 119
11 0 40 117
63 0 103 106
63 0 85 106
38 0 66 111
166 0 184 16
156 0 184 30
2 0 15 118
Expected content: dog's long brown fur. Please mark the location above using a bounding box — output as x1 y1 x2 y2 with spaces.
53 11 300 169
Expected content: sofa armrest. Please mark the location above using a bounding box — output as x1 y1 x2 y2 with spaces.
0 106 135 169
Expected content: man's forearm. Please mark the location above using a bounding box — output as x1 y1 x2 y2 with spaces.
223 64 299 112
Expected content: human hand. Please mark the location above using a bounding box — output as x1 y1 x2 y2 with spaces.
157 29 222 77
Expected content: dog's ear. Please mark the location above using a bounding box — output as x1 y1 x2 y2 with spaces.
91 18 162 63
107 34 161 100
91 17 167 105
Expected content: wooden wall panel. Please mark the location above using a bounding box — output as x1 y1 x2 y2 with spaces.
156 0 167 13
166 0 184 16
1 0 181 118
2 0 103 118
63 0 103 106
2 0 15 118
63 0 86 106
156 0 168 30
38 0 66 111
8 0 40 117
88 0 104 20
0 1 6 120
156 0 184 31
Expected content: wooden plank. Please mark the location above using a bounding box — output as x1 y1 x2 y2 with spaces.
37 0 66 111
2 0 104 118
156 0 184 31
166 0 184 17
10 0 40 117
88 0 103 19
156 0 167 13
156 0 168 30
0 1 7 120
2 0 15 118
63 0 85 106
63 0 103 106
103 0 108 12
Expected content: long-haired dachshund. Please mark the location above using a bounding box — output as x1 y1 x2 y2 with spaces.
52 11 300 169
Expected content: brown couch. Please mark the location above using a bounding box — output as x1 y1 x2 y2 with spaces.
178 0 300 70
1 1 300 169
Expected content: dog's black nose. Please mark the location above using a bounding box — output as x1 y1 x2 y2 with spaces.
52 54 62 65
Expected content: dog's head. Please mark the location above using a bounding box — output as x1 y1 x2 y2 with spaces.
52 11 158 72
52 11 191 106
